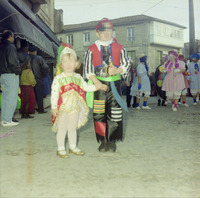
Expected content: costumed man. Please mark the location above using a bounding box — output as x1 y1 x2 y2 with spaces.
130 55 151 110
154 57 167 106
178 54 190 107
84 18 130 152
187 53 200 105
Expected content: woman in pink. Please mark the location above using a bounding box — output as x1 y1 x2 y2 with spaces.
162 50 186 111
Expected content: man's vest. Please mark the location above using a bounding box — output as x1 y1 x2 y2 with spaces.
89 42 123 67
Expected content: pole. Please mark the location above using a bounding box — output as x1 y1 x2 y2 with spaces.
189 0 196 55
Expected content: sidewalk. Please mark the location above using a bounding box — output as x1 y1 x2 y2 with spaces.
0 96 199 197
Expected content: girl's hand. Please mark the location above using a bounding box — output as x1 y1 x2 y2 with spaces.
101 84 108 92
52 109 58 117
94 82 103 90
162 69 167 73
174 69 181 73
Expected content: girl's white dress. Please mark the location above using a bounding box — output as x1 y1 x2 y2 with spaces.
51 72 96 132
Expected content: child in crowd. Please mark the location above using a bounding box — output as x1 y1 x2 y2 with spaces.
155 58 167 106
187 53 200 105
20 56 36 118
51 46 104 159
162 50 185 112
131 55 151 110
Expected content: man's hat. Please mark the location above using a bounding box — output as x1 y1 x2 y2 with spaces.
96 18 113 32
28 46 37 52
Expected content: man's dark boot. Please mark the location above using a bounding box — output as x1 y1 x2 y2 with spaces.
107 142 117 152
98 142 107 152
157 99 161 106
162 100 167 106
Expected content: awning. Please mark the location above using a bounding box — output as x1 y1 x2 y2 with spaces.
0 0 55 57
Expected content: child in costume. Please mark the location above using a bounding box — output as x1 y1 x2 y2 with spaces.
130 55 151 110
178 54 190 107
20 56 36 118
51 45 101 159
162 50 186 112
154 58 167 106
187 53 200 105
84 18 130 152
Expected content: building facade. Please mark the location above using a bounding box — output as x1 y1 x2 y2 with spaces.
56 15 186 73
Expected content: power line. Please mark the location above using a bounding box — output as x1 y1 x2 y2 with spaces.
142 0 165 14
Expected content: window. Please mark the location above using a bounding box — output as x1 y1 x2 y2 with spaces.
83 32 90 45
66 34 73 46
127 27 135 41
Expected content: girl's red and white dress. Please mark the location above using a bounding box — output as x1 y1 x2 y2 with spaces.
51 72 96 132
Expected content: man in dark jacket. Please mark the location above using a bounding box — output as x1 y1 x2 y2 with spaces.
0 30 21 126
28 46 48 113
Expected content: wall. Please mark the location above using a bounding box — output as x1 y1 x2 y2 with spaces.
38 0 54 31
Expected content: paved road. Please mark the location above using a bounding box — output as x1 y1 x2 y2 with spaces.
0 96 199 197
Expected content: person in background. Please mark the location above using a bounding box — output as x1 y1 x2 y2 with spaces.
178 54 190 107
20 56 36 118
0 30 21 126
155 58 167 106
124 60 137 108
130 55 151 110
162 50 186 112
187 53 200 105
28 46 49 113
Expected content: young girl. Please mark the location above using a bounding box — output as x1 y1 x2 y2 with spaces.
51 46 104 159
130 55 151 110
162 50 185 112
20 56 36 118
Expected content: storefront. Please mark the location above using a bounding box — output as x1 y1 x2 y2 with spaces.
0 0 60 79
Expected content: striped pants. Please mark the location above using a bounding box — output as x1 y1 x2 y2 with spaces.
93 80 123 143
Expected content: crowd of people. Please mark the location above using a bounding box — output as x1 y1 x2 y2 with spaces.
125 51 200 112
0 18 199 159
0 30 50 127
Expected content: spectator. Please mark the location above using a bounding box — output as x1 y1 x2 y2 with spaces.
20 56 36 118
124 60 137 107
28 46 49 113
0 30 21 126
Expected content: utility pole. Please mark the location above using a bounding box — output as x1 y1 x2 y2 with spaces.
189 0 196 55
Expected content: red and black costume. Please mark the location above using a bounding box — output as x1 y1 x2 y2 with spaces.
84 39 130 144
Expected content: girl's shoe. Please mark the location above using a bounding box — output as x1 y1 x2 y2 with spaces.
69 148 85 156
182 103 189 107
193 102 197 106
173 107 177 112
57 150 69 159
136 106 141 110
142 106 151 110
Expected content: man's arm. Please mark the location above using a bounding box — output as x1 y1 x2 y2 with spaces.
6 46 21 75
40 56 49 78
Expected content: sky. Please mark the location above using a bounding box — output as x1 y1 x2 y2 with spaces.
54 0 200 42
